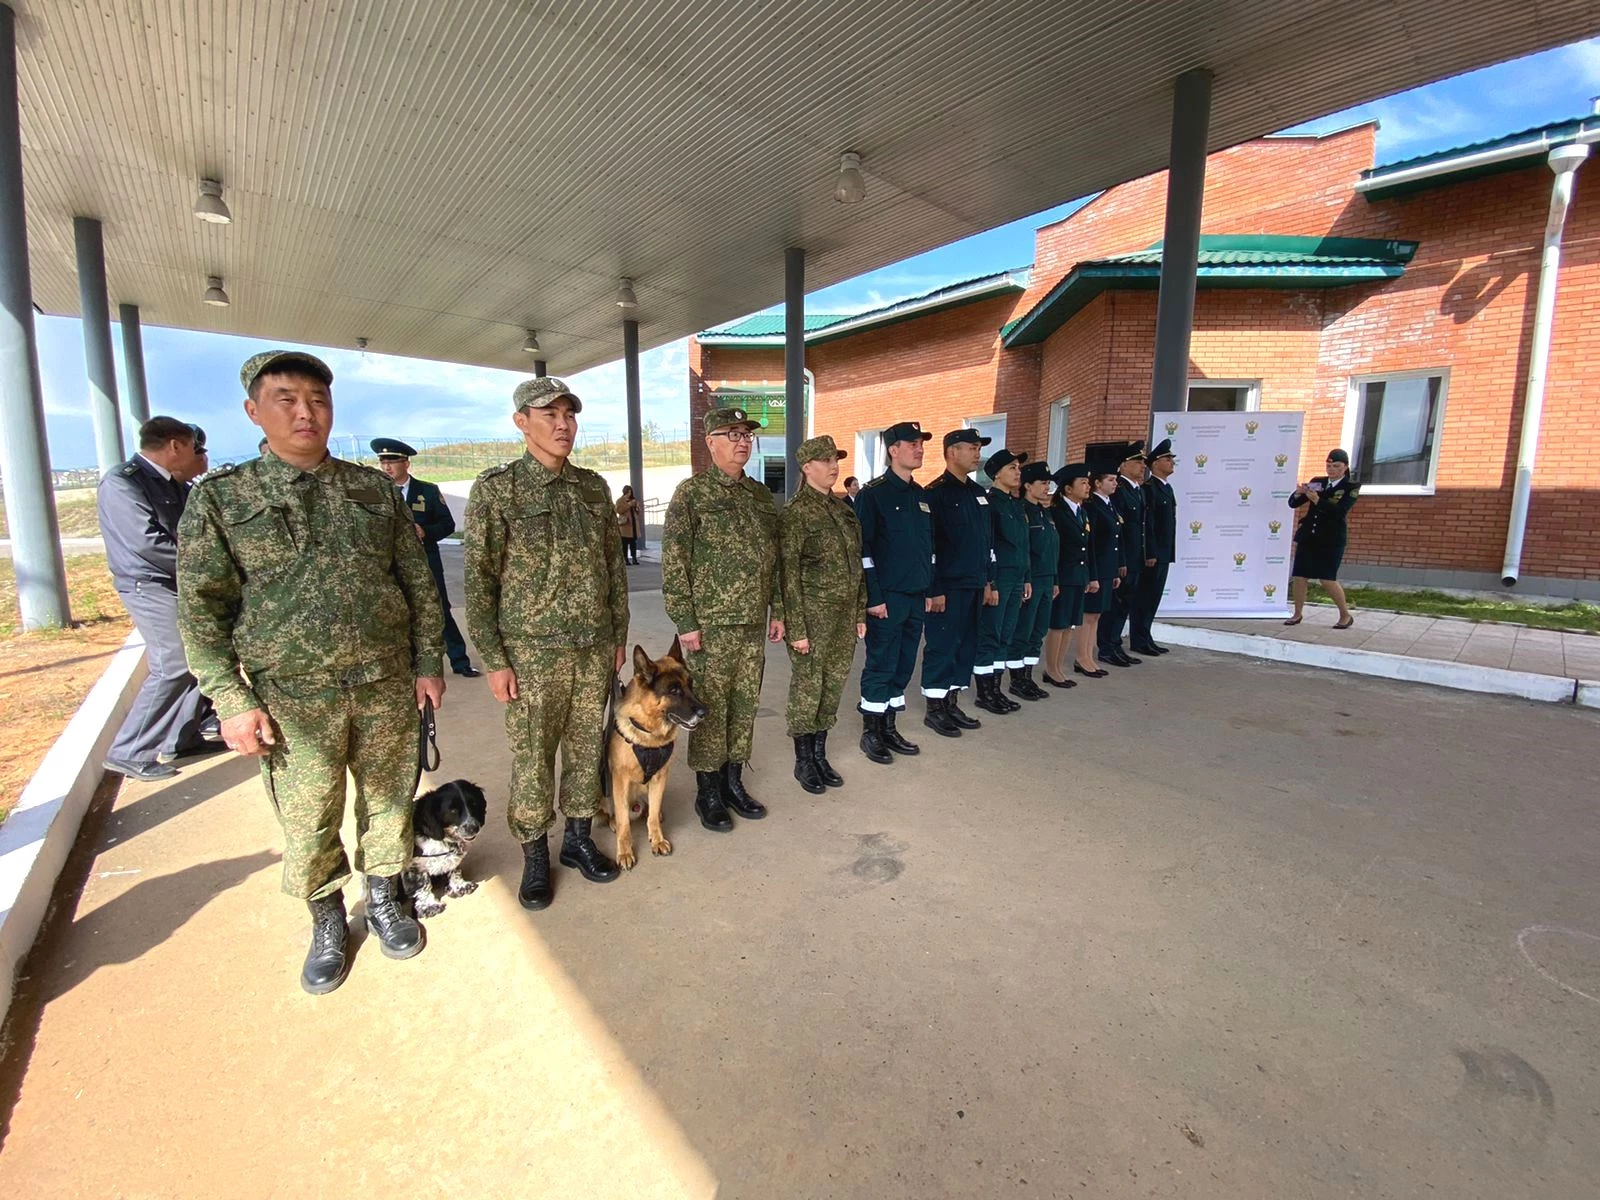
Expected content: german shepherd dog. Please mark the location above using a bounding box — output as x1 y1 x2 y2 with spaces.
598 639 707 870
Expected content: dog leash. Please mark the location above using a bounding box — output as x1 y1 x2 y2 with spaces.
414 696 440 794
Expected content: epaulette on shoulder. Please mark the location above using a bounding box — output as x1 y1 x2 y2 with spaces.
118 461 140 477
925 474 948 488
477 461 513 482
196 462 239 484
862 475 887 489
348 460 392 485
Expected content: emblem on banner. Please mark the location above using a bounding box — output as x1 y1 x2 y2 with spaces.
1194 454 1208 469
1245 420 1259 436
1165 420 1179 435
1189 520 1202 535
1238 486 1252 501
1263 583 1277 598
1184 584 1198 598
1269 519 1282 535
1233 552 1247 567
1274 453 1288 469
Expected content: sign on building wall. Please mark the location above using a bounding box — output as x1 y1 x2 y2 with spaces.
710 387 786 437
1155 410 1304 619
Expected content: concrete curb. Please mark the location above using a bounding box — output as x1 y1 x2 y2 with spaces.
0 632 147 1027
1576 680 1600 709
1150 621 1580 705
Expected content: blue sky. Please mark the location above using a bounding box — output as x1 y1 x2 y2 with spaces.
30 35 1600 469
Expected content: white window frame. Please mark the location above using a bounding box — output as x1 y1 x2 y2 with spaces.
1046 397 1070 470
1341 367 1449 496
1185 379 1261 412
965 414 1009 483
855 429 884 481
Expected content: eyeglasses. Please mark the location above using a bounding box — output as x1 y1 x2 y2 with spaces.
713 430 755 444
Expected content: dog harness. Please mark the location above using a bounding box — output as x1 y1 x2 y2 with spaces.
619 717 675 783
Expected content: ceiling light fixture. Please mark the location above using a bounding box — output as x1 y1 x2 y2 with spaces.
616 278 638 310
522 329 542 354
356 336 369 351
202 275 230 306
834 152 866 204
194 178 233 224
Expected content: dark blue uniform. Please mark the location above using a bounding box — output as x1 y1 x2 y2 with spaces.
397 475 473 674
1051 499 1092 629
98 455 214 766
1084 494 1123 616
1289 475 1359 580
921 470 995 698
976 486 1029 675
1101 476 1146 654
1010 500 1059 665
1132 474 1177 648
854 469 933 712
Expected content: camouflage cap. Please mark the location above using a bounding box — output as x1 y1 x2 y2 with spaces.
704 405 763 434
795 434 848 465
513 376 582 413
239 349 333 392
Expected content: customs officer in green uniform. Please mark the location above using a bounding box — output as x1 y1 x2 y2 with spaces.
462 377 629 911
177 350 444 996
780 435 867 794
661 406 786 832
974 448 1029 715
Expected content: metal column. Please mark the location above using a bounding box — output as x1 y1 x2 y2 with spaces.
784 247 805 499
623 317 645 550
120 302 149 426
1149 68 1213 414
532 359 547 378
74 216 123 472
0 3 69 627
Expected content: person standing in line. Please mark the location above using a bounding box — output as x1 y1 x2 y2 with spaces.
920 429 996 737
842 476 861 511
463 376 629 911
178 350 444 995
1096 441 1147 667
371 437 481 678
1008 461 1061 700
852 421 934 764
99 416 219 780
661 406 785 831
1285 448 1360 629
780 435 866 794
973 448 1029 715
1042 463 1092 687
615 484 642 565
1078 460 1125 678
1131 438 1177 656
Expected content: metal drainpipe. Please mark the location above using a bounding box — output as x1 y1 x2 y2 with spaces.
1501 142 1590 586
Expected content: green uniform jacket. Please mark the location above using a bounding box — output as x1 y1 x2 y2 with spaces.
661 468 785 633
176 453 444 720
987 487 1030 582
461 453 628 672
1026 499 1059 577
779 485 867 643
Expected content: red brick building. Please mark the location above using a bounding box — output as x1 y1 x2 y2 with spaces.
690 115 1600 596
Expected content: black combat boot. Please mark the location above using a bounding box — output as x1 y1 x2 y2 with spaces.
695 770 734 831
922 696 962 738
881 707 921 755
722 762 768 819
945 689 981 729
1010 666 1047 701
301 892 350 995
364 874 425 960
518 835 553 910
996 673 1023 711
793 735 826 794
560 817 621 881
860 713 893 764
812 730 845 787
973 674 1007 715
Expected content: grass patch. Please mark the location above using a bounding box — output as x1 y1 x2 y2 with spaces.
368 438 692 483
1311 583 1600 634
0 486 103 540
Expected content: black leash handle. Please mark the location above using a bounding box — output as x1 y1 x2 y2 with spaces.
414 697 440 794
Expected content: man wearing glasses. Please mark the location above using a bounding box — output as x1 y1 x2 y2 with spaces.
662 407 786 832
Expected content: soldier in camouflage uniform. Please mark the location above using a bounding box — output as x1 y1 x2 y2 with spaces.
779 435 866 795
661 406 785 831
177 349 444 996
462 377 628 911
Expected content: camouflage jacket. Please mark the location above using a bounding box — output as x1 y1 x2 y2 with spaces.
661 468 784 632
461 452 628 670
176 452 444 719
779 484 867 642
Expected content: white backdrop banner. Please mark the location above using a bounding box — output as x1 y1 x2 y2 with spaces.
1152 410 1305 619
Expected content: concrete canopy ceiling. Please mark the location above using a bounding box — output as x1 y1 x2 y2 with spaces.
11 0 1600 376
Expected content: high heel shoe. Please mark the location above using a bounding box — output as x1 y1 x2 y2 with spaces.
1041 671 1077 689
1283 615 1303 626
1073 663 1108 679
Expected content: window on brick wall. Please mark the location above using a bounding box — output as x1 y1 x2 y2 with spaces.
855 429 885 481
1185 381 1259 412
1046 399 1070 470
1343 370 1447 493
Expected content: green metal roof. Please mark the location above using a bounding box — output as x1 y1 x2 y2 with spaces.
700 312 851 339
1359 113 1600 200
1002 235 1415 348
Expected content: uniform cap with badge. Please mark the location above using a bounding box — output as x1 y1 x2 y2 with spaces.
704 405 763 434
1084 441 1136 476
187 424 207 453
795 434 848 464
514 376 583 413
1020 461 1053 486
1145 438 1175 463
371 437 418 461
984 448 1026 477
944 428 992 449
240 349 334 392
1052 461 1091 487
882 420 932 446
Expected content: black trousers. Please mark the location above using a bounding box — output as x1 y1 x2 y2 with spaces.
921 586 982 697
1100 563 1142 652
622 536 639 562
860 590 924 711
109 581 213 763
426 544 472 672
1130 560 1170 645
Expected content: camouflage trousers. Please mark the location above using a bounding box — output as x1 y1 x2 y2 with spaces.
786 604 858 736
503 642 612 842
258 670 416 901
686 623 767 771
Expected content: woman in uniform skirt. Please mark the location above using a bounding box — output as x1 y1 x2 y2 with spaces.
1285 448 1360 629
1042 463 1092 687
1077 470 1123 678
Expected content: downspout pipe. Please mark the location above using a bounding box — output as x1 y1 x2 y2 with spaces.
1501 142 1589 586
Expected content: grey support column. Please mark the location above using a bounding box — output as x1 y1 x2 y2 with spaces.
784 247 806 499
623 317 645 550
120 302 149 425
74 216 124 472
0 2 69 627
533 359 547 378
1149 68 1213 414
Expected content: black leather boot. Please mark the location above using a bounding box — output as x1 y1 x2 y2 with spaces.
945 690 981 729
560 817 621 881
364 874 425 960
860 713 893 764
973 674 1007 715
1010 666 1047 701
922 696 962 738
696 769 735 830
881 708 921 756
793 735 826 794
301 892 350 995
812 730 844 787
518 835 553 910
722 762 768 819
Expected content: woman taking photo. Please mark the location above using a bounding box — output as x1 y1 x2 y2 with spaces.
1285 448 1359 629
615 484 642 566
1076 469 1123 678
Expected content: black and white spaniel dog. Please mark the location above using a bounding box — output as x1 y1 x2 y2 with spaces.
402 779 488 919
